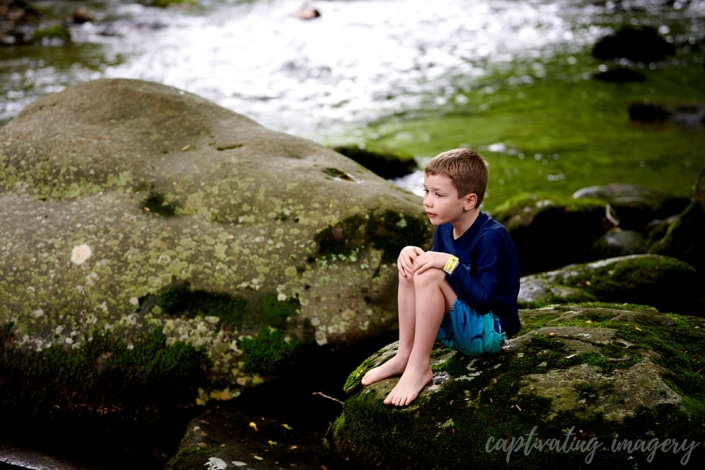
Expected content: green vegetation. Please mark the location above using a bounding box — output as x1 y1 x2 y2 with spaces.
155 282 249 327
0 323 211 427
315 209 432 263
238 327 298 376
154 283 300 331
33 24 70 42
616 317 705 418
353 44 705 214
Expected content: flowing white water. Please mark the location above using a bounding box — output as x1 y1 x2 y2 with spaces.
2 0 615 140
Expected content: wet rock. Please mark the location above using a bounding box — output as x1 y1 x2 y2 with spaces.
592 25 676 63
628 101 673 122
334 305 705 469
571 183 690 232
0 0 41 45
491 184 691 275
591 228 647 258
491 194 609 274
72 7 96 25
629 101 705 127
517 253 700 315
0 78 432 410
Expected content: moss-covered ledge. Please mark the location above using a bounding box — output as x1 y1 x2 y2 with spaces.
333 304 705 469
0 323 210 439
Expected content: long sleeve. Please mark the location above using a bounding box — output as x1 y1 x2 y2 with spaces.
432 212 521 337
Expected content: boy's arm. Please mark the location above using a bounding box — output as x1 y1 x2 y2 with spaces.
447 229 511 313
409 250 454 275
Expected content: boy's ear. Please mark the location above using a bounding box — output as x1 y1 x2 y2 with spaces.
463 193 478 210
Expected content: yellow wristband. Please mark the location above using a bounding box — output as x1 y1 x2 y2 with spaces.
443 255 459 275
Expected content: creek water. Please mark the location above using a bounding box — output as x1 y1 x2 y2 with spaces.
0 0 651 138
3 0 705 209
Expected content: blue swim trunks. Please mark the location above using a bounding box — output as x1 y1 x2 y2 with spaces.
437 299 506 356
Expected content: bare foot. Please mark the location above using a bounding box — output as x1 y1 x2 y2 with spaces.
361 356 407 385
383 365 433 407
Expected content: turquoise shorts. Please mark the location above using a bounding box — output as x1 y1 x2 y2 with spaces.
437 299 506 356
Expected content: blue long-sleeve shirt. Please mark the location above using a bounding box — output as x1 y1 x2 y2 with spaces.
432 211 521 337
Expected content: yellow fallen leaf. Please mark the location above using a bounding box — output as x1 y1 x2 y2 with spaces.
268 440 277 446
253 455 263 461
282 423 293 430
249 422 258 431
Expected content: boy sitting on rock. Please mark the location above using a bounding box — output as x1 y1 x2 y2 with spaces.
362 148 521 406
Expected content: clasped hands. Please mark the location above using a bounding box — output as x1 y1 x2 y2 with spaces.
397 246 452 277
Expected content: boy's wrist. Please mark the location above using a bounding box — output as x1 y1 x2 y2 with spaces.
443 255 459 275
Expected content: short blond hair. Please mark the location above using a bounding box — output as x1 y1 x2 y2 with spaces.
425 148 488 206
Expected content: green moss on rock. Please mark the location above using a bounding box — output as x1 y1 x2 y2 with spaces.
152 282 300 334
492 193 611 274
238 327 298 376
153 281 249 327
518 254 700 315
315 209 432 263
334 305 705 469
0 323 210 427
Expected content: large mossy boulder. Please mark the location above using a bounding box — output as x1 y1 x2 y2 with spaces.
334 305 705 469
492 187 690 275
491 193 608 274
0 78 432 408
571 183 690 231
518 254 701 315
592 25 676 63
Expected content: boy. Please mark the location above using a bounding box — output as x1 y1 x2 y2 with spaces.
362 148 520 406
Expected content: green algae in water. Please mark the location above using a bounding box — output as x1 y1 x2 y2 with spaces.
360 47 705 214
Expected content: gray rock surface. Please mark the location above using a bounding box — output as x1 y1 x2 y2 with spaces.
0 78 431 397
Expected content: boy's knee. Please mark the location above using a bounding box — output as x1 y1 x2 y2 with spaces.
412 268 445 287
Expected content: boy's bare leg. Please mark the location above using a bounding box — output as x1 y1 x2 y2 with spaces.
361 272 416 385
384 269 454 406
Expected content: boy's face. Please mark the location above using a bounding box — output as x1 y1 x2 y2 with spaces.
423 173 476 226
